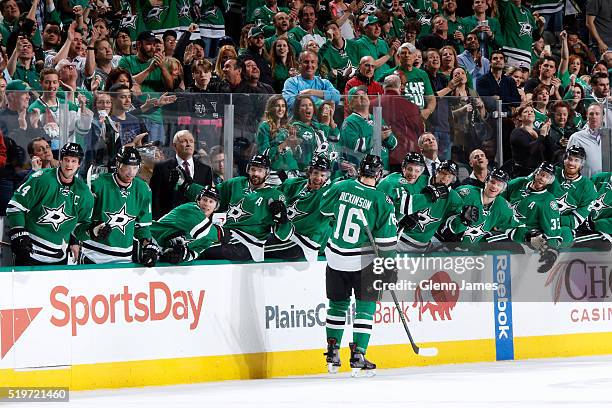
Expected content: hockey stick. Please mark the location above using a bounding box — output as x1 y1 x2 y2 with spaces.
358 209 438 357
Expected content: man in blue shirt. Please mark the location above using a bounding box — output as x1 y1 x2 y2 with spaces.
282 50 341 110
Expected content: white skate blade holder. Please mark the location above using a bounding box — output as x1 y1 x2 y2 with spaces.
327 364 340 374
351 368 376 378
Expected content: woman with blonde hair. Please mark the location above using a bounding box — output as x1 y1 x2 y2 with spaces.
440 46 458 79
255 95 300 183
214 45 238 79
164 57 185 90
270 37 299 93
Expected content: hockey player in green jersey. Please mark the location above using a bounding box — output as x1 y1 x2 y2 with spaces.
397 160 463 253
79 147 157 266
339 86 397 171
377 152 436 224
545 146 598 230
573 172 612 251
7 143 94 266
181 154 293 262
320 154 397 377
267 154 334 261
152 185 231 264
504 161 571 272
438 168 523 249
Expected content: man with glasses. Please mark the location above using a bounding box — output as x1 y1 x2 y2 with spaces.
343 56 384 116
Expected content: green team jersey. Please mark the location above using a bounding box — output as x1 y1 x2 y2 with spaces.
291 120 332 171
151 202 220 261
497 0 538 66
589 179 612 234
118 55 164 123
375 66 433 109
265 34 302 56
6 168 93 264
545 167 598 229
321 178 397 272
590 172 612 190
400 187 463 244
533 108 548 131
504 177 564 247
256 122 299 172
339 113 398 170
194 0 228 38
185 177 293 261
137 0 179 33
407 0 434 38
278 177 334 260
287 26 325 44
249 5 289 37
377 172 429 221
348 36 392 78
319 40 359 84
460 16 504 54
79 173 152 264
451 185 523 246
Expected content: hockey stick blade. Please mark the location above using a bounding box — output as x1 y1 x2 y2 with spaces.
417 347 438 357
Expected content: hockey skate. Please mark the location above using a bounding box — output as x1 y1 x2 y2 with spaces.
324 338 341 374
349 342 376 377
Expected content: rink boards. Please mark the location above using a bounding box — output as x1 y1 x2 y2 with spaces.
1 251 612 390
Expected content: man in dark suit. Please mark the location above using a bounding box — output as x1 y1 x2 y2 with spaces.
150 130 213 219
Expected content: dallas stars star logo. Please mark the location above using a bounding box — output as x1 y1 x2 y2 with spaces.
463 222 487 243
146 6 168 22
105 204 136 234
590 193 611 218
414 208 440 232
509 201 526 221
227 199 252 222
121 15 137 30
286 201 307 221
38 202 75 232
519 21 532 37
556 193 575 214
178 0 190 19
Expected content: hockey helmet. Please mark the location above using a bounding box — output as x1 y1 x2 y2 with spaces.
402 152 425 168
60 142 84 161
437 160 459 177
116 146 142 167
247 153 271 172
309 154 332 172
196 185 221 210
359 154 383 179
486 168 510 184
564 145 586 167
536 161 555 176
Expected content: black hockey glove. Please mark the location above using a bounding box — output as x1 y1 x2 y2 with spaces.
423 184 449 202
576 216 596 234
398 213 419 231
268 200 289 224
169 166 193 191
9 227 32 259
460 205 479 225
215 225 232 244
161 245 187 264
538 248 559 273
525 229 547 251
89 222 112 241
140 242 160 267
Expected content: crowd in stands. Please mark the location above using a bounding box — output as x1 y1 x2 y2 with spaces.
1 0 612 266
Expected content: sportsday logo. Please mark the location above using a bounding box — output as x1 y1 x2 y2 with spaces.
0 282 205 358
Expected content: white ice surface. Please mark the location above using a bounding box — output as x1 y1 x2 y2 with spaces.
8 355 612 408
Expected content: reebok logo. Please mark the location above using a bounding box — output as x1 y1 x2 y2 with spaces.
0 307 42 358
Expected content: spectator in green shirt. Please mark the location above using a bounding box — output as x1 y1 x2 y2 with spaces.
7 36 41 90
350 15 401 79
